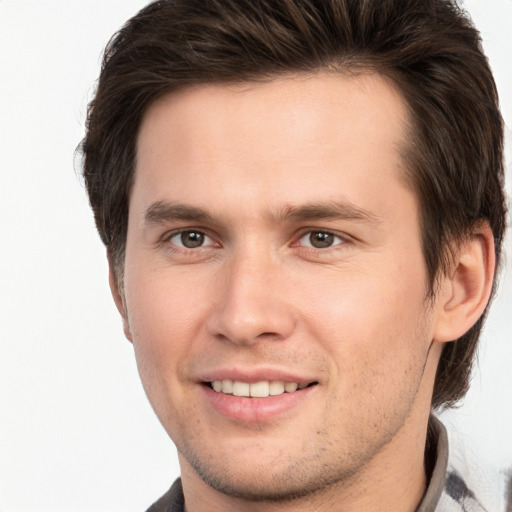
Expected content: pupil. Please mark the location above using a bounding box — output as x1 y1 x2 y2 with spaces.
181 231 204 248
310 232 333 248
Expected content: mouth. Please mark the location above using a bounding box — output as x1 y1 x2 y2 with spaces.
206 379 318 398
201 376 320 422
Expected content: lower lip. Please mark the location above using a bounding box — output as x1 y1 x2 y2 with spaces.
201 384 316 422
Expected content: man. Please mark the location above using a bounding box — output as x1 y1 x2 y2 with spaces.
80 0 508 510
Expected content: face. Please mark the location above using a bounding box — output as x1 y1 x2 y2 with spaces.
120 73 442 501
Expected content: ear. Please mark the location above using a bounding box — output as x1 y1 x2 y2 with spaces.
433 222 495 343
107 252 133 343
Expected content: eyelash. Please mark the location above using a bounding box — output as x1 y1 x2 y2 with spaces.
162 228 349 254
165 230 217 251
295 230 347 250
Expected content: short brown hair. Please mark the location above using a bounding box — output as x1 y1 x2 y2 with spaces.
81 0 506 409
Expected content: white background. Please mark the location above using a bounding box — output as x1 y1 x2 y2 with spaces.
0 1 510 511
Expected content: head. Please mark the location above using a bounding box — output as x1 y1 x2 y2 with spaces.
81 0 506 504
81 2 506 506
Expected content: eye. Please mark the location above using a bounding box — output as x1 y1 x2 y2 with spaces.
169 230 213 249
298 231 344 249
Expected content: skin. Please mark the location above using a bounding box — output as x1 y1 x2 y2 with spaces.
111 73 494 511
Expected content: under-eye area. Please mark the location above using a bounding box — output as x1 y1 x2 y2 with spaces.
206 380 319 398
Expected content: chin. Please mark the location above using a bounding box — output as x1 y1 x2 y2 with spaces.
189 458 347 502
177 435 367 504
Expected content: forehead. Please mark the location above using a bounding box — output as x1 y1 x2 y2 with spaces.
133 72 411 219
138 72 409 154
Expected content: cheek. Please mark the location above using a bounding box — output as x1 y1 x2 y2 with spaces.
123 266 210 385
122 268 216 437
300 273 432 441
298 263 431 389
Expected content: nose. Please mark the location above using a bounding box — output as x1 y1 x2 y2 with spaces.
206 250 296 345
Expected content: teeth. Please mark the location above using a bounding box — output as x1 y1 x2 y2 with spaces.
284 382 298 392
211 380 309 397
222 379 233 394
269 381 285 395
233 381 250 397
250 381 269 397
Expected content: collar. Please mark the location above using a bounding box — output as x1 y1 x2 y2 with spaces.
416 415 449 512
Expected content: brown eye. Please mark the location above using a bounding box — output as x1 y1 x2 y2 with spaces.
169 230 210 248
309 232 334 248
181 231 204 248
299 231 343 249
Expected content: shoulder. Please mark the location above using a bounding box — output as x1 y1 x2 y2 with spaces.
436 466 511 512
438 419 512 512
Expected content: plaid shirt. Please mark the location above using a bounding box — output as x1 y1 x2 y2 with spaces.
427 416 511 512
147 417 511 512
431 467 511 511
430 417 512 512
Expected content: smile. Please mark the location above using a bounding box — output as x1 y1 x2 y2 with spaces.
209 380 316 398
202 377 319 422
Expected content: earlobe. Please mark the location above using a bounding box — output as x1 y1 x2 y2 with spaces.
433 223 495 343
107 253 133 343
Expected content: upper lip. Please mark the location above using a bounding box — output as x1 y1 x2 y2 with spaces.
198 367 318 385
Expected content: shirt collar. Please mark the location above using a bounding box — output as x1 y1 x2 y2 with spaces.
416 415 449 512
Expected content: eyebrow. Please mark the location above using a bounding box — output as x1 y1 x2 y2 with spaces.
144 201 214 225
270 201 381 225
143 200 381 226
